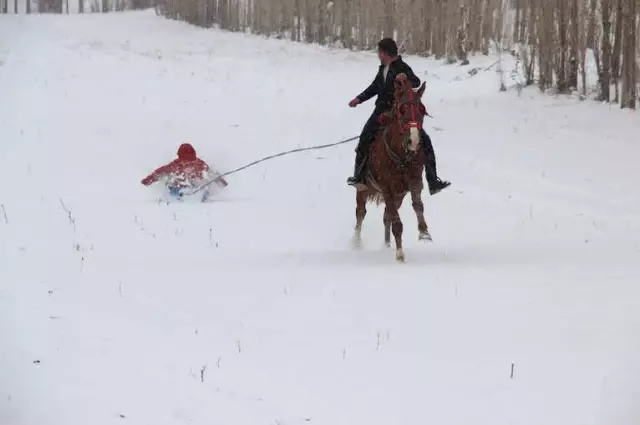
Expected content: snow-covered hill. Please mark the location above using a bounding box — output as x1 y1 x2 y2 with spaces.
1 11 640 425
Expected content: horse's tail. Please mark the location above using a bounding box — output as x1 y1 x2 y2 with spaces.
365 191 385 206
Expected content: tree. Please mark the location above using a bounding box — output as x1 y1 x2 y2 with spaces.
600 0 613 101
149 0 637 112
556 0 569 93
611 0 624 101
568 0 580 90
620 0 637 108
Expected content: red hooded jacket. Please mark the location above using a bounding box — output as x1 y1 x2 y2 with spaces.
141 143 218 187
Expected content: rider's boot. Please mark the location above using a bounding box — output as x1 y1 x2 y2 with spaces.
347 151 366 187
425 164 451 195
428 176 451 195
421 130 451 195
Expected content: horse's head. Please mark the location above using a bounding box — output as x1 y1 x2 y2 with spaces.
393 74 427 153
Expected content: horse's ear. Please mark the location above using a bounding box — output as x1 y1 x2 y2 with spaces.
417 82 426 97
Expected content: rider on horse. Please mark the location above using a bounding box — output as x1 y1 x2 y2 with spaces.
347 38 451 195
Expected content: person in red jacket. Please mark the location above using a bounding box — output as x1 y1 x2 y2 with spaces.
141 143 227 197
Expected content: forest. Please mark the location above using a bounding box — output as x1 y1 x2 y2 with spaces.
2 0 638 109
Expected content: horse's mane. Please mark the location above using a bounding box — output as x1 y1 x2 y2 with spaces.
390 79 414 116
393 79 413 99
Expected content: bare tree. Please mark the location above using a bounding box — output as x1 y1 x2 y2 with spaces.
147 0 636 111
620 0 637 108
568 0 580 90
600 0 613 101
611 0 624 101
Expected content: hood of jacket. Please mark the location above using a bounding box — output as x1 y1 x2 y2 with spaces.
177 143 197 160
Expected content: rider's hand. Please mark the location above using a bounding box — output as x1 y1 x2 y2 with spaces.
348 98 360 108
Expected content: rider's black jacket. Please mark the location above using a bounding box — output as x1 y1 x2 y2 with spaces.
356 56 421 114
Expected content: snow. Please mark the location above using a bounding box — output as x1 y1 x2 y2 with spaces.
2 10 640 425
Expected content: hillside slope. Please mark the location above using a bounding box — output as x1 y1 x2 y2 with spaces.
1 11 640 425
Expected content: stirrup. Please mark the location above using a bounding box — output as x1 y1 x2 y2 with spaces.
348 177 368 190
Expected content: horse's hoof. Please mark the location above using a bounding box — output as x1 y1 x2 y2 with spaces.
352 235 362 249
396 249 405 262
384 241 391 248
419 231 432 242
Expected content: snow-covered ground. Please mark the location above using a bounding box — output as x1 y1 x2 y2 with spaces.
2 11 640 425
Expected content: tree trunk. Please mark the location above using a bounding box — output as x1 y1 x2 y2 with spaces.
586 0 597 48
524 0 536 85
383 0 393 38
456 5 469 61
519 0 528 42
317 0 326 44
303 0 312 42
538 0 555 91
219 0 228 29
481 0 494 55
612 0 624 102
620 0 637 108
567 0 579 90
600 0 613 101
556 0 569 93
513 0 521 42
298 0 304 41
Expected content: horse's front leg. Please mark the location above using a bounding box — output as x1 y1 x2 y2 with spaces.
383 213 391 248
410 183 431 241
353 191 367 248
383 201 391 248
384 192 405 262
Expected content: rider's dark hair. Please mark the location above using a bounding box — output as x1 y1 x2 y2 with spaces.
377 38 398 56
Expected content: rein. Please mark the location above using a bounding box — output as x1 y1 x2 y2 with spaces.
382 126 412 169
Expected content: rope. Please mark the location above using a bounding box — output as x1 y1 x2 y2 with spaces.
188 135 359 195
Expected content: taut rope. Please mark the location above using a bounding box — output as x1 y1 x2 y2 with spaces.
189 135 359 195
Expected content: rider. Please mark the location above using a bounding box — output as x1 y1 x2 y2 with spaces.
347 38 451 195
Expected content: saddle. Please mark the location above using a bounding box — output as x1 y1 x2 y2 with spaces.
356 160 383 192
355 125 391 193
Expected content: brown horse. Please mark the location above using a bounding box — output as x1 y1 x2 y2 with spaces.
353 73 430 262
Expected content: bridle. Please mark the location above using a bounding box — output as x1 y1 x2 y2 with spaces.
382 86 426 169
396 88 425 135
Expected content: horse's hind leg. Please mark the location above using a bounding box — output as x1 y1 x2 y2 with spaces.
411 185 431 241
353 191 367 248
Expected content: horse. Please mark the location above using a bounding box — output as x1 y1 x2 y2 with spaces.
353 73 430 262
